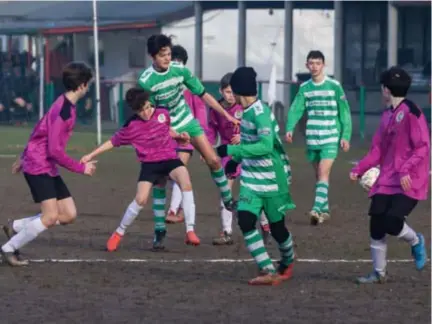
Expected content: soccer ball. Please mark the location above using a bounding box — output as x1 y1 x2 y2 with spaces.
359 167 380 191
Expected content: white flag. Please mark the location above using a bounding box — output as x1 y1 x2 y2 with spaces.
268 63 277 106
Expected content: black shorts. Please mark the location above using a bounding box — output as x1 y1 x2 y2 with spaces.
369 193 418 220
24 173 72 203
138 159 184 184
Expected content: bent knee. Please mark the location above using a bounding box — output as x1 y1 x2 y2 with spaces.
135 195 148 207
41 213 60 227
206 155 221 170
237 211 257 234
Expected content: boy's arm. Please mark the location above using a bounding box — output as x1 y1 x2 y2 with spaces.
351 116 384 176
227 106 274 159
181 67 238 124
48 115 85 174
192 95 209 133
86 140 115 161
285 88 306 133
336 83 352 142
399 109 430 177
206 110 219 146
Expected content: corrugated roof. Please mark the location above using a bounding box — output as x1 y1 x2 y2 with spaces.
0 1 194 34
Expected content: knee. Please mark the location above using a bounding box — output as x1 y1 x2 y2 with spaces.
237 211 257 234
269 220 289 244
135 195 148 207
62 208 78 225
369 214 386 240
206 155 221 170
384 214 404 236
41 212 60 228
179 181 192 191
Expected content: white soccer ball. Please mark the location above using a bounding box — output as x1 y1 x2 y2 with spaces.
359 167 380 191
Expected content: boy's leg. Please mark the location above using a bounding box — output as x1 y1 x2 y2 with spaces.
259 212 271 245
264 194 296 280
237 191 280 285
169 163 200 246
385 194 427 271
152 182 168 251
107 181 151 252
184 120 233 210
308 147 337 225
166 151 192 224
357 195 388 284
213 178 235 245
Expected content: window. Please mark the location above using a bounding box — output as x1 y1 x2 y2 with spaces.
128 36 147 68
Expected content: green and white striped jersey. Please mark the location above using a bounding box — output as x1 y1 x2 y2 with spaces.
227 100 292 197
137 61 205 131
286 76 352 149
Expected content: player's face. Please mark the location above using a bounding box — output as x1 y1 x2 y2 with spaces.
76 81 92 99
154 47 172 70
140 101 155 120
234 94 242 105
220 86 236 106
381 85 392 104
306 58 324 77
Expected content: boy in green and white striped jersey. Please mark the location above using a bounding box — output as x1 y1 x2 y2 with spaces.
285 51 352 225
216 67 296 286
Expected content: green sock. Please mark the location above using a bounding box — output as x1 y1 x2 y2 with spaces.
312 181 329 212
152 187 166 231
211 168 233 205
244 229 275 273
279 234 294 266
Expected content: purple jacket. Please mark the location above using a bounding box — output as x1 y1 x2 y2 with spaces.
22 95 85 176
177 89 208 151
206 101 242 145
111 108 178 162
352 99 430 200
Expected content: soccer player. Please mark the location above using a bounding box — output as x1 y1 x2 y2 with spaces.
217 67 295 285
164 45 208 224
1 62 97 267
81 88 200 250
350 67 429 283
285 50 352 225
209 72 271 246
138 34 238 214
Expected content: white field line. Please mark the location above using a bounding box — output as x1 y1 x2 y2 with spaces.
6 258 422 264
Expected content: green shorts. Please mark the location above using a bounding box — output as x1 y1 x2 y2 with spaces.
237 188 296 223
306 146 338 163
175 118 204 138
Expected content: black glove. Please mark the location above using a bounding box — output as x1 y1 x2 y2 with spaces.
216 144 228 158
225 159 239 179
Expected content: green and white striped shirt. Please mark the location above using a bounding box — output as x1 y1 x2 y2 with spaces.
227 100 292 197
137 61 205 131
286 76 352 149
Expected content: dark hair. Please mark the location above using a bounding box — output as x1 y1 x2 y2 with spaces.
62 62 93 91
220 73 233 90
306 50 325 63
171 45 188 65
125 87 150 111
380 66 412 97
147 34 172 57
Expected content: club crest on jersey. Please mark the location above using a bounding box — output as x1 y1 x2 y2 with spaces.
234 110 243 119
396 111 404 123
157 113 166 123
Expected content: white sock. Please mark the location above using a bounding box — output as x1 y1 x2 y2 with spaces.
169 181 183 213
13 214 60 232
259 212 269 227
2 218 47 253
397 222 419 246
370 238 387 276
220 199 232 234
116 200 143 236
182 191 195 232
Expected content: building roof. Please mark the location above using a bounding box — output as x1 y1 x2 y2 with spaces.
0 0 341 35
0 1 194 35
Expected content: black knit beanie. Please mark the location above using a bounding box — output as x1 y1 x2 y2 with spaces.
230 67 257 96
